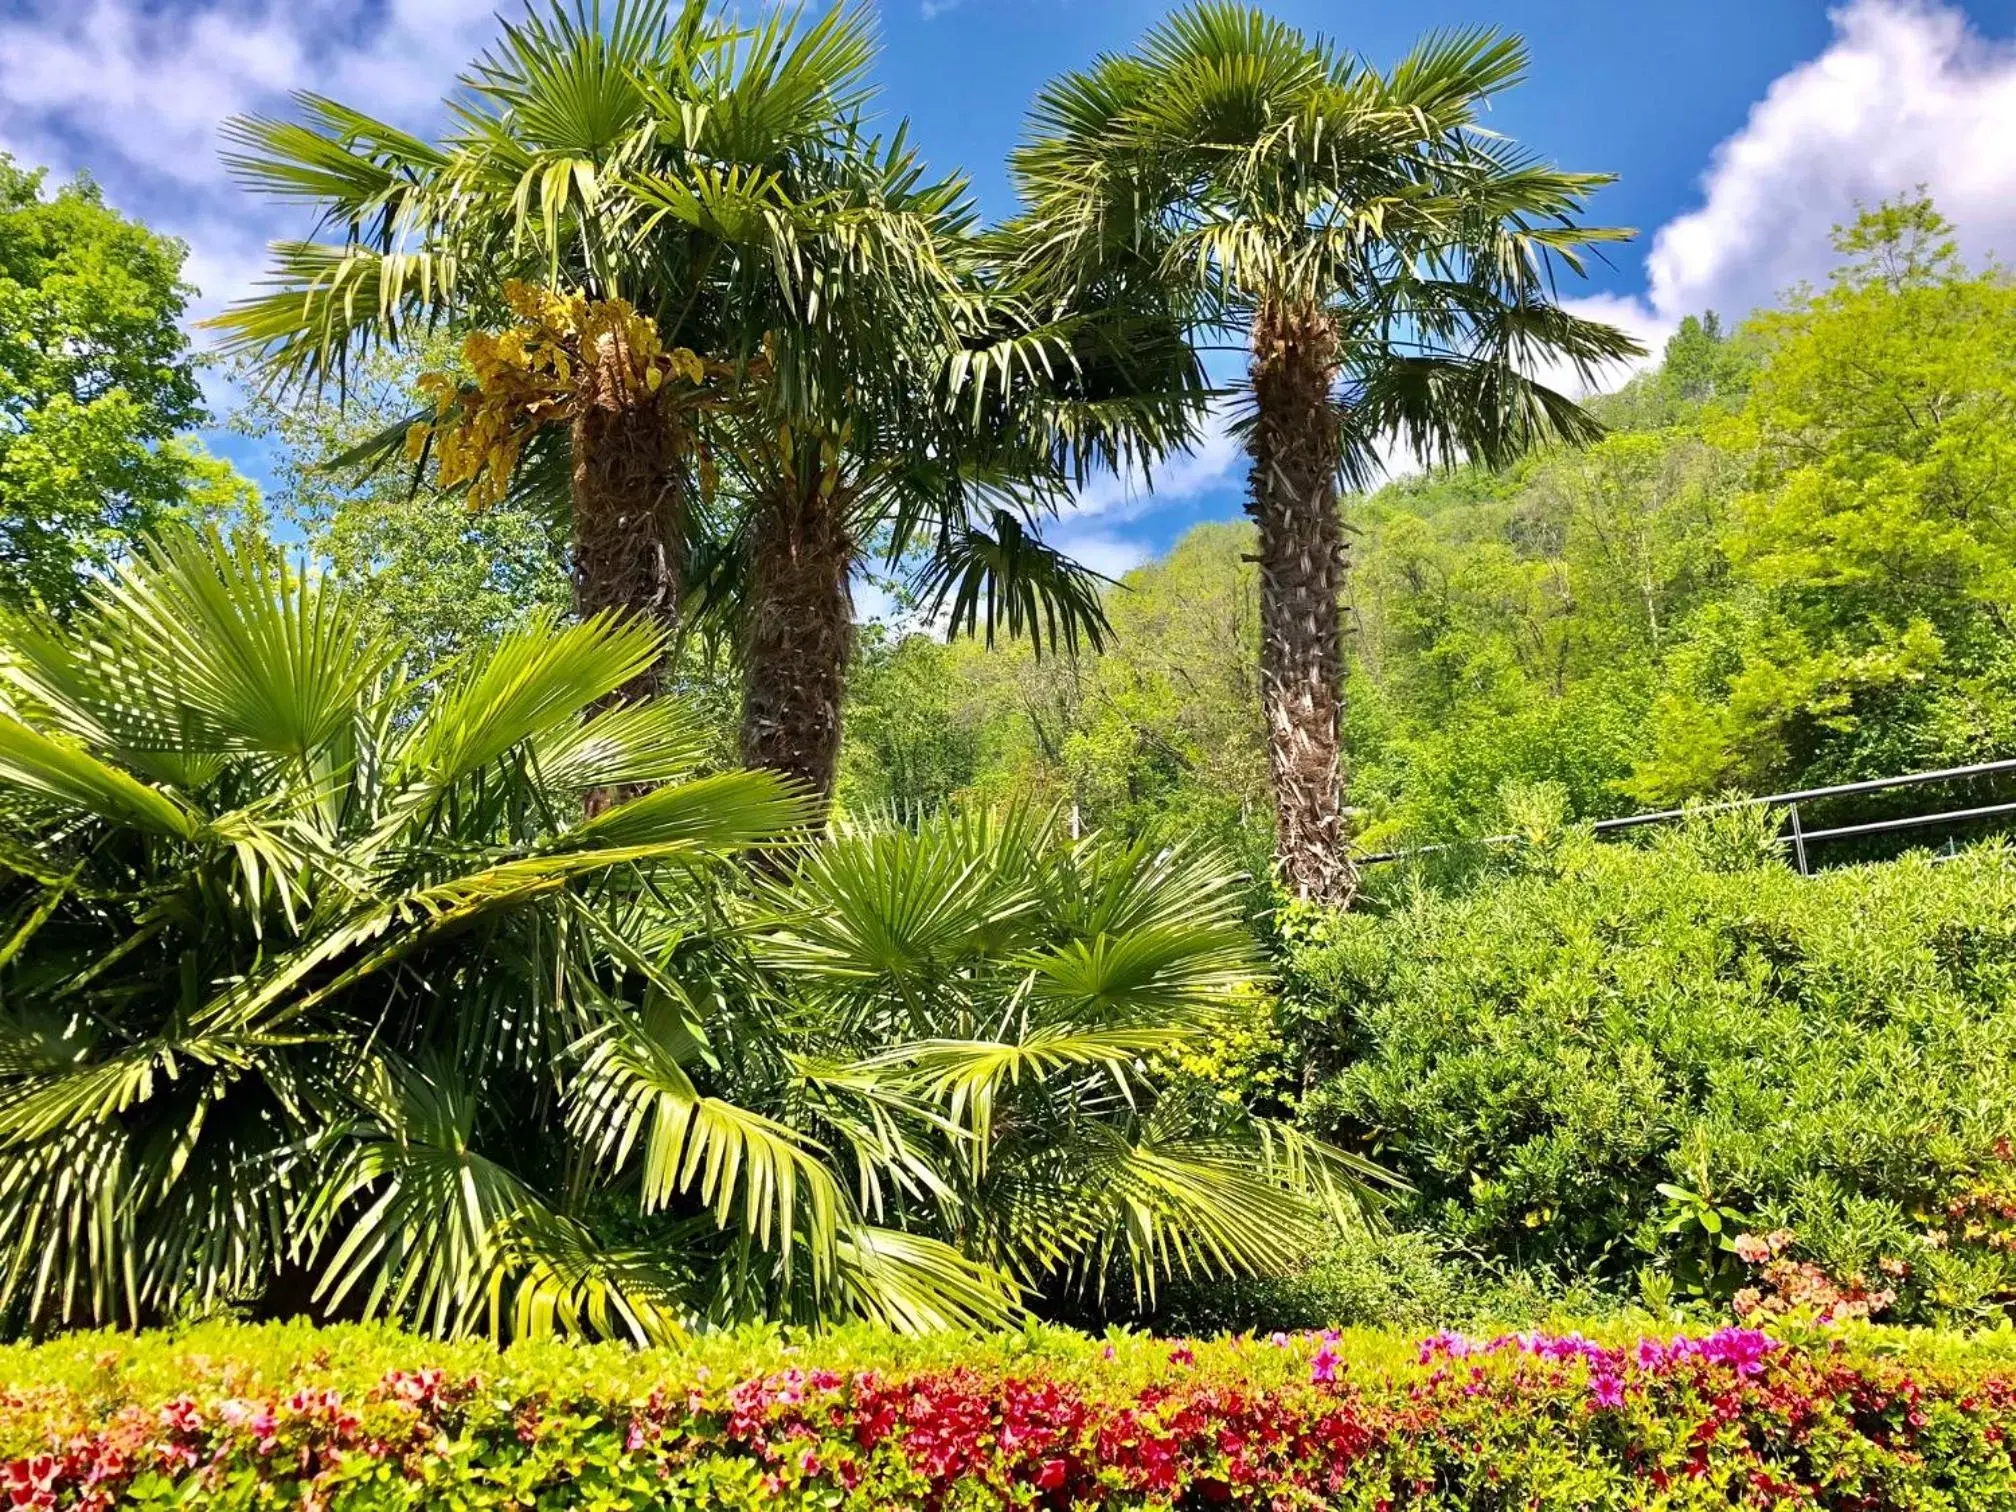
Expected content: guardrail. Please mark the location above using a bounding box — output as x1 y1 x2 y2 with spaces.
1357 756 2016 873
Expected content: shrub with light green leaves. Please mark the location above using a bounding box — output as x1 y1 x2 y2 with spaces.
1291 816 2016 1324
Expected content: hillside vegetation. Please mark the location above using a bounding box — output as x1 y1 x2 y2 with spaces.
842 198 2016 858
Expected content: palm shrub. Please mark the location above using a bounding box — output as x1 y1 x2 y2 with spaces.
0 534 1365 1341
0 531 1004 1340
741 809 1383 1307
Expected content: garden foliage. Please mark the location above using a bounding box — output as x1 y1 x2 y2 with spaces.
6 1319 2016 1509
0 532 1363 1342
1289 813 2016 1324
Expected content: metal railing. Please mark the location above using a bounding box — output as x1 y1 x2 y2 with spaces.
1358 756 2016 873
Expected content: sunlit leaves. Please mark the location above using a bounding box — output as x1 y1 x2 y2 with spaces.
0 530 796 1338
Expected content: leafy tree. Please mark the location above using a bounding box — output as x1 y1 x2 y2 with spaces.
1633 196 2016 795
0 155 252 611
840 526 1272 849
1010 4 1638 904
838 625 987 816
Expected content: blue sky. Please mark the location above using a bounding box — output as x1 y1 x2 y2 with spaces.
5 0 2016 575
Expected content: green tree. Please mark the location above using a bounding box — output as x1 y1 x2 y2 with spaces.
1011 4 1639 904
0 155 252 610
839 526 1272 848
1633 195 2016 796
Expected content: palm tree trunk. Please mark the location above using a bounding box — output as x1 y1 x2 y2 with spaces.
1247 296 1357 907
570 330 683 702
740 476 853 807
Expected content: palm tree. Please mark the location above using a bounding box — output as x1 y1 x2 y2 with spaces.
211 1 913 701
215 1 1194 807
1012 4 1643 904
0 532 1374 1339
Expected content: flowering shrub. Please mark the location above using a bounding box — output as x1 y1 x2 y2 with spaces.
1729 1229 1900 1326
5 1320 2016 1508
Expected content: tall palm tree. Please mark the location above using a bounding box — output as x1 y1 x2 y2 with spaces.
719 153 1205 802
1012 4 1643 904
211 1 916 701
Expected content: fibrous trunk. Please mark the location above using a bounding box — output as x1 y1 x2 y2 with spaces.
570 330 683 702
1247 297 1357 907
739 475 853 809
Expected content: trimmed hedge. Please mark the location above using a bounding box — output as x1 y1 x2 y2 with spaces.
6 1321 2016 1508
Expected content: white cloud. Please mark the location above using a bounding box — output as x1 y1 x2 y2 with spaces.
1050 527 1153 581
1600 0 2016 349
0 0 502 319
1065 401 1244 524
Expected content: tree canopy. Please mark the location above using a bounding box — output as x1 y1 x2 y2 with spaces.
0 156 253 611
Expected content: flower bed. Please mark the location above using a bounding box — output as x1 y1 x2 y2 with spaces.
5 1320 2016 1508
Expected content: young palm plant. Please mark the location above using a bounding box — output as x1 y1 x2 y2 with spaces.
744 808 1388 1305
0 531 1015 1340
1011 4 1644 905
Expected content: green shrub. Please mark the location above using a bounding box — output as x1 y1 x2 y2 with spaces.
1141 1223 1638 1337
1290 821 2016 1324
6 1319 2016 1508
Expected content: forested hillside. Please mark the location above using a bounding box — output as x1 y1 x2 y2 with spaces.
842 197 2016 857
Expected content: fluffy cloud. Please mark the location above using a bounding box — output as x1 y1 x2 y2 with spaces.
1064 401 1245 525
1617 0 2016 346
1047 527 1153 581
0 0 501 314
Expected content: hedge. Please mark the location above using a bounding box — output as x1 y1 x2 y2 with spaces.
6 1320 2016 1508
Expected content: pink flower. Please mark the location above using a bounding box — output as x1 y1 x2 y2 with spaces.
1167 1346 1195 1367
1417 1330 1478 1363
1310 1346 1340 1384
